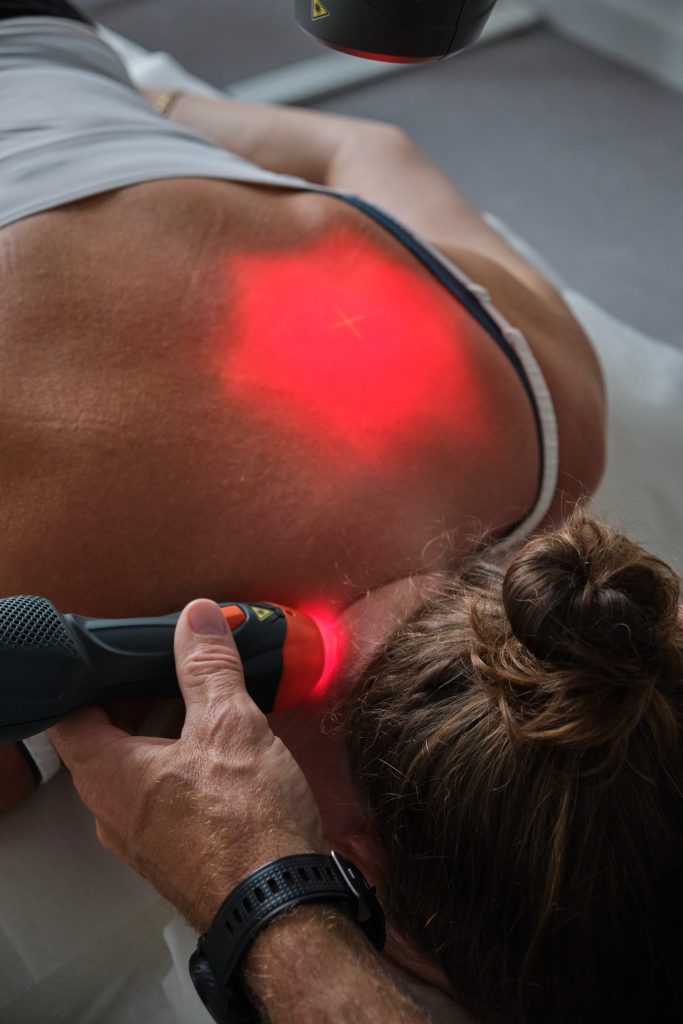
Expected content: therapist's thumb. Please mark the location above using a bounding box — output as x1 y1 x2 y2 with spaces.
174 599 252 728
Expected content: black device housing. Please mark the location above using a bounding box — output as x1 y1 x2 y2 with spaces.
294 0 497 62
0 596 286 743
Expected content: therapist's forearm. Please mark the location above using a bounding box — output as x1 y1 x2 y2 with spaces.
241 904 429 1024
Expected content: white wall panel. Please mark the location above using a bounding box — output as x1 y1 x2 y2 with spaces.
535 0 683 91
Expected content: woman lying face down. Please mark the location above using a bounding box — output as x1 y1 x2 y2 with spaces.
340 509 683 1023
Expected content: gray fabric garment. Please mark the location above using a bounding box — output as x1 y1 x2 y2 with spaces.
0 16 320 230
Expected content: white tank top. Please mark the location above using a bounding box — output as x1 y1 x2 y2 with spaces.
0 16 325 230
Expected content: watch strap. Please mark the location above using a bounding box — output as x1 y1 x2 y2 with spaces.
190 852 385 1023
201 852 384 989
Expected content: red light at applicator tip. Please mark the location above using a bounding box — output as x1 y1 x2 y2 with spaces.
305 606 346 700
273 605 346 711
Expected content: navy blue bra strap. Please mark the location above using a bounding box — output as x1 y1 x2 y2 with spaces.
327 192 545 532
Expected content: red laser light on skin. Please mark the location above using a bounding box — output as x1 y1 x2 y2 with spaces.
219 225 488 469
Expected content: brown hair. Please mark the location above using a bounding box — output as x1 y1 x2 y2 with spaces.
344 510 683 1023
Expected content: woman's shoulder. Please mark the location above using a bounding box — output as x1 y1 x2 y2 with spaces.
283 190 606 525
439 245 607 519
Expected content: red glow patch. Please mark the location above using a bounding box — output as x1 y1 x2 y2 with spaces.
328 44 438 64
300 604 347 701
218 225 484 467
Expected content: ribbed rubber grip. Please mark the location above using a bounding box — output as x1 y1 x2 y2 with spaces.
0 596 77 656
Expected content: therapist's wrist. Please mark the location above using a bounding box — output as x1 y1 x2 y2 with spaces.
242 901 353 982
189 839 327 935
241 903 426 1024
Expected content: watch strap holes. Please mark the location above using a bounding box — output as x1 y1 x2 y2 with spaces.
194 852 387 1011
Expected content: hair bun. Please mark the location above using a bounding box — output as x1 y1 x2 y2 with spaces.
502 512 681 682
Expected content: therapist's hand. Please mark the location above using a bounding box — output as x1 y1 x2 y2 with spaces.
49 599 325 933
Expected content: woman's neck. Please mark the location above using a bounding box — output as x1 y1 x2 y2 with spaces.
268 574 468 1014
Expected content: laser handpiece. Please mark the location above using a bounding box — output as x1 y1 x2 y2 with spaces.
0 596 326 744
294 0 499 63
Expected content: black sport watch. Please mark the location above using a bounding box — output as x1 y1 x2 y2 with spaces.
189 851 386 1023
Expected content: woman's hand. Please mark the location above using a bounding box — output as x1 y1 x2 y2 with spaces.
49 599 325 932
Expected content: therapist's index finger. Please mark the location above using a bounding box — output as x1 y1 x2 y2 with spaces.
48 705 133 772
49 709 154 836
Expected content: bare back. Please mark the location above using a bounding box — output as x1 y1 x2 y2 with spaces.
0 177 564 619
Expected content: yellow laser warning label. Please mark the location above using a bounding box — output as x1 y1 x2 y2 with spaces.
312 0 330 19
251 606 273 621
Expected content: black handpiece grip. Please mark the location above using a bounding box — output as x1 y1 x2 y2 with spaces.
0 596 286 743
